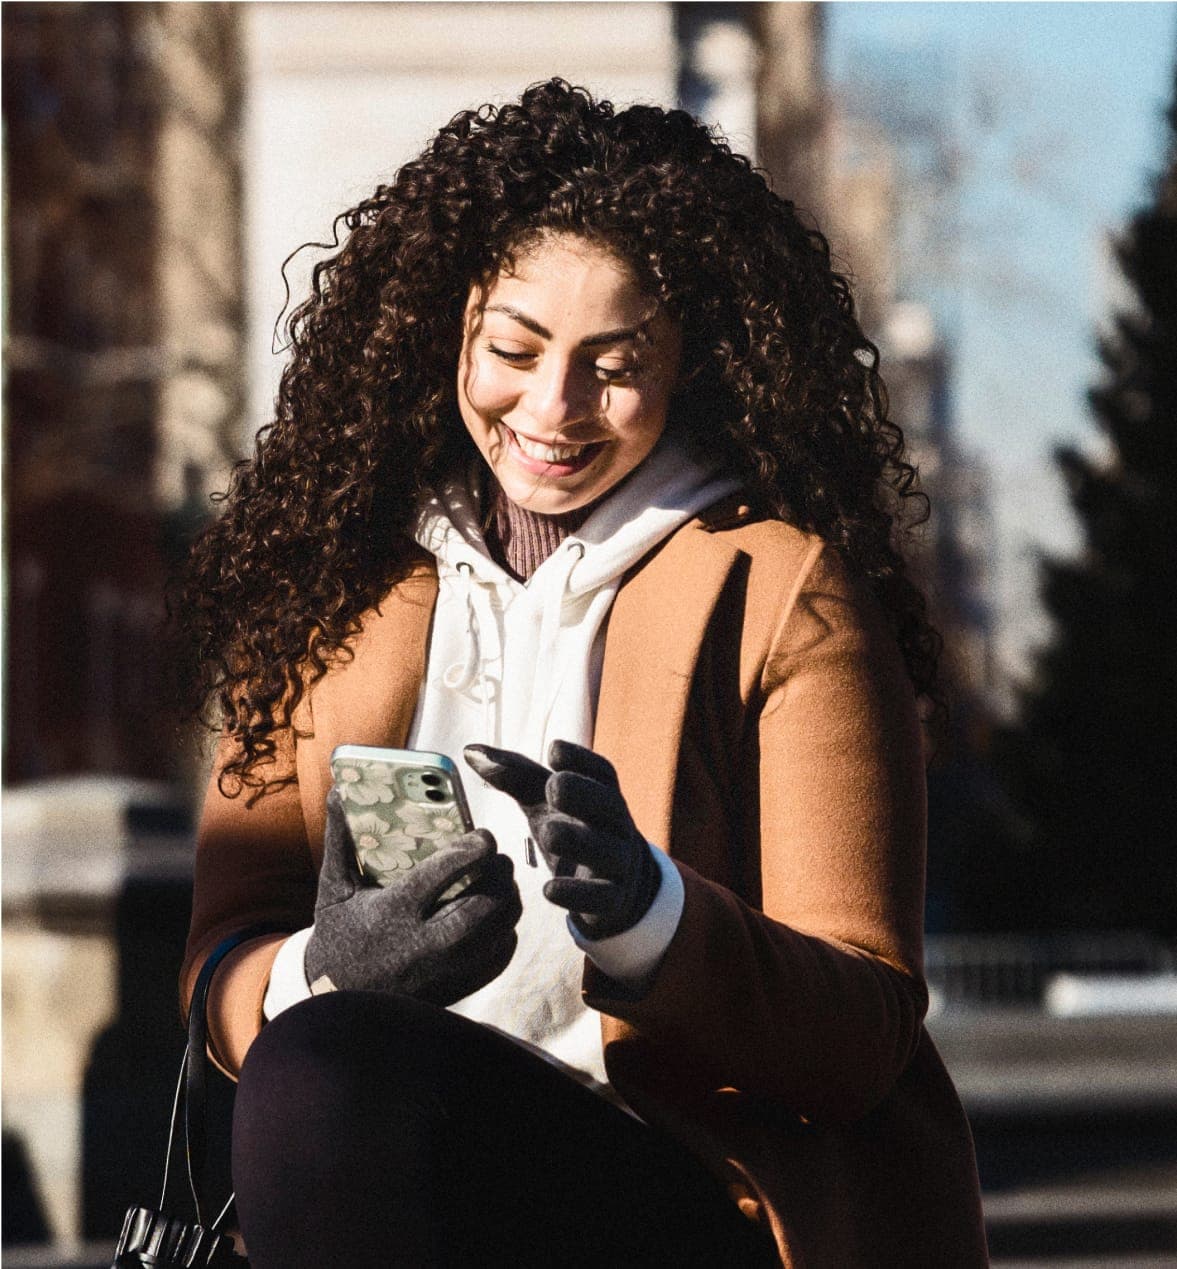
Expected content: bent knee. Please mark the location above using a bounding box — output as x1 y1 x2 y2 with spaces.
238 991 457 1118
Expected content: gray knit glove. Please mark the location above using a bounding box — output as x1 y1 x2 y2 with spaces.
464 740 660 940
304 789 522 1005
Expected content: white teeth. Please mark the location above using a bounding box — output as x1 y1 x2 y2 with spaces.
511 431 590 463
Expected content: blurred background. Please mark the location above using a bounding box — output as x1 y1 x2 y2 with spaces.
3 3 1176 1264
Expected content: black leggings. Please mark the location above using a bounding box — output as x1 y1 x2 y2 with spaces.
232 992 778 1267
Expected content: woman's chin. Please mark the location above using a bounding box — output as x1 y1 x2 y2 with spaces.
495 477 601 516
491 453 618 516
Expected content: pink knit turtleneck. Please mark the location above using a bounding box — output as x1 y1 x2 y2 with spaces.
484 483 594 581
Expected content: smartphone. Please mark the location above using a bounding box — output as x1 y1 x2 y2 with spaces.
330 745 475 887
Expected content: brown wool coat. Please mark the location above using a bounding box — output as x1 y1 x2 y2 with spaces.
182 500 989 1267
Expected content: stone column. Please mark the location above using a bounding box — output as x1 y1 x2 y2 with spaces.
675 3 759 157
151 2 247 517
753 2 828 221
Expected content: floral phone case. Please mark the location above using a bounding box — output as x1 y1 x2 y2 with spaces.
330 745 475 887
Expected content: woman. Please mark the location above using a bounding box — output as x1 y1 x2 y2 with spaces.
180 80 988 1266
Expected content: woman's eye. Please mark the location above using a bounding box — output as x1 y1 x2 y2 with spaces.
488 345 534 364
485 343 638 382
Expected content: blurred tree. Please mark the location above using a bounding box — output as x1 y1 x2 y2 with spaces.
995 69 1177 933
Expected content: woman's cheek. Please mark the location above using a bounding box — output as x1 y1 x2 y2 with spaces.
466 361 517 419
621 389 669 440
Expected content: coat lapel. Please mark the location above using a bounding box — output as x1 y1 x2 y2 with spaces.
297 563 439 851
593 519 742 851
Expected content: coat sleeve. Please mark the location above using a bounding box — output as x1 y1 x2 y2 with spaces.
584 544 929 1124
180 722 317 1076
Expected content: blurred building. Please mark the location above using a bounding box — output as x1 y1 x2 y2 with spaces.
3 3 246 786
825 100 997 714
883 300 997 707
3 1 244 1252
824 93 1006 944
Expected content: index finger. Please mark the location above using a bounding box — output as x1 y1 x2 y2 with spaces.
464 744 552 808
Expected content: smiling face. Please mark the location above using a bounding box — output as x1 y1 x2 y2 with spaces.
457 234 682 515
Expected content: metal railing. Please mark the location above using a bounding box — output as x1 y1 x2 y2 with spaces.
926 931 1177 1009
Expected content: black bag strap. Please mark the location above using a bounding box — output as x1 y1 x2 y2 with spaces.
175 923 289 1225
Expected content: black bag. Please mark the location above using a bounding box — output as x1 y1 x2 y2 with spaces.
112 925 285 1268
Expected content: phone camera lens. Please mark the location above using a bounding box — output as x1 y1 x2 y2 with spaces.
421 772 443 787
425 789 446 803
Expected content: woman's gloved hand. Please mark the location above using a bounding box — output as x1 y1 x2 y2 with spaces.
304 789 522 1005
464 740 660 940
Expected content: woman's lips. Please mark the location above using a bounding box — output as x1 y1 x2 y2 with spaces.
505 427 606 477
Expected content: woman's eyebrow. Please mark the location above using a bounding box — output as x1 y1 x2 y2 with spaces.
483 303 646 347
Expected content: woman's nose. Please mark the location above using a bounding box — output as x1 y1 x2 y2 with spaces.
524 358 597 432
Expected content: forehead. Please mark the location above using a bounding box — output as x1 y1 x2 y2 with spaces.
470 234 660 329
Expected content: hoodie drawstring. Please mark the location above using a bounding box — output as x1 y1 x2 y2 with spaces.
444 560 501 743
527 541 588 758
536 541 584 670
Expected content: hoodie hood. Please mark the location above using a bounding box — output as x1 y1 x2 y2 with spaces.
413 432 742 599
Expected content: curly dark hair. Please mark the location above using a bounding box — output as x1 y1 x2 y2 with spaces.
180 78 940 794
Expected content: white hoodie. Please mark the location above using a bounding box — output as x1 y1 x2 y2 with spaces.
264 436 740 1095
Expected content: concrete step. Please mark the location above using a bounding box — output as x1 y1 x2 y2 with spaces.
2 1244 114 1269
984 1166 1177 1260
